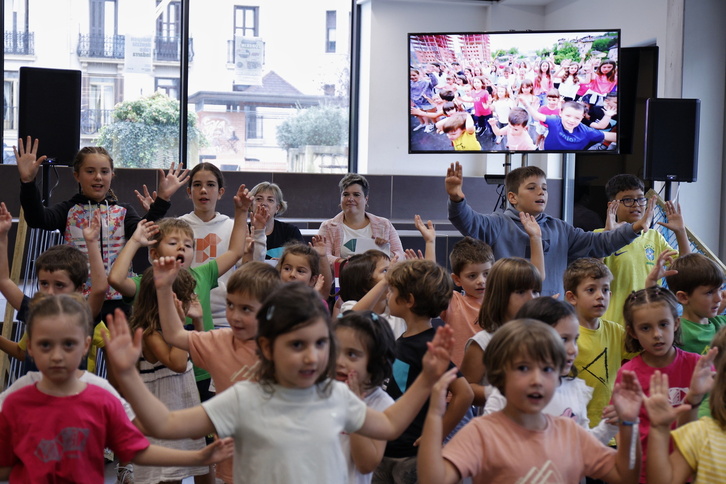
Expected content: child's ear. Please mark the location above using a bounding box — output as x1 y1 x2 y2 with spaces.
506 191 518 207
258 336 272 361
675 290 690 306
564 291 577 305
451 273 462 287
186 186 192 198
83 335 91 355
218 187 225 198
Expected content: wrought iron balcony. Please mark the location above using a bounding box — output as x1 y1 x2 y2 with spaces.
81 108 115 135
4 31 34 55
77 34 125 59
154 36 194 62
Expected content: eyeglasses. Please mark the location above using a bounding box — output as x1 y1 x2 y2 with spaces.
617 197 648 207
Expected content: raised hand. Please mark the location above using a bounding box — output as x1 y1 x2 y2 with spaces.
687 347 718 403
102 308 143 375
404 248 424 260
422 325 455 382
309 235 327 257
604 200 625 231
251 204 270 231
427 368 459 418
611 370 643 423
152 256 181 290
632 196 655 234
414 214 436 243
444 162 465 202
657 200 686 233
345 369 365 399
82 209 102 243
233 184 253 213
14 136 47 183
519 211 541 238
644 371 691 428
156 162 190 201
314 274 325 293
131 219 160 247
645 249 678 287
0 202 12 235
135 184 157 213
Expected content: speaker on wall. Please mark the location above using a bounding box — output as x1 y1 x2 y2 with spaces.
644 98 700 183
19 67 82 166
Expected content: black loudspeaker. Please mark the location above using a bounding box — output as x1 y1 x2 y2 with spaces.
644 98 700 182
19 67 82 165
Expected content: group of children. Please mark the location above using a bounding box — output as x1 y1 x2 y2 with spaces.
411 56 618 152
1 137 725 484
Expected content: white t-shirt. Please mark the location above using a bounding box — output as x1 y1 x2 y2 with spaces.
0 371 135 420
202 380 367 484
340 387 394 484
466 330 495 401
341 224 374 259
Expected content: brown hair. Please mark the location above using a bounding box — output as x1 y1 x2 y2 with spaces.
504 166 546 197
36 244 89 290
227 262 282 303
440 113 467 133
277 242 321 280
72 146 116 201
449 237 494 276
477 258 542 332
27 292 93 338
386 260 453 318
339 250 390 302
484 318 566 395
563 257 613 294
151 218 196 247
622 286 682 353
665 253 724 296
129 266 196 337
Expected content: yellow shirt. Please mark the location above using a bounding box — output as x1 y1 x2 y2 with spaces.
17 321 108 374
672 417 726 483
452 131 482 151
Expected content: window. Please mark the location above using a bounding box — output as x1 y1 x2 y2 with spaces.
81 77 116 135
155 77 180 100
234 6 259 38
156 0 182 61
3 73 18 131
88 0 120 58
246 107 262 140
325 10 336 53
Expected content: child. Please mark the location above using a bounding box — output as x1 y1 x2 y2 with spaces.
515 79 537 112
469 77 492 135
102 282 457 484
526 100 617 150
336 310 396 484
436 113 481 151
277 241 333 300
373 260 473 484
446 163 651 297
109 186 249 400
599 174 690 325
490 85 515 144
553 59 581 101
460 257 542 407
564 257 636 428
483 297 621 444
616 286 709 483
487 107 536 151
418 318 643 484
15 137 188 307
0 294 231 482
410 68 436 132
154 258 281 484
0 203 107 372
129 267 210 483
439 237 493 367
533 88 561 149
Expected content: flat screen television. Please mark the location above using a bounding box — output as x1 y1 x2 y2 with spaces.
408 30 621 154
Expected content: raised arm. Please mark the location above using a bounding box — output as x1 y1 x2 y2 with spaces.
631 196 655 234
414 215 436 262
678 347 717 426
213 184 252 276
154 257 191 352
644 249 678 289
311 235 334 299
520 212 545 281
0 203 24 311
445 162 465 203
155 162 189 202
657 201 691 256
82 209 107 318
14 136 46 184
108 219 159 297
103 308 215 440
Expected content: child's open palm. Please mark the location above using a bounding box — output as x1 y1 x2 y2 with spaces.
156 162 190 201
611 370 643 423
414 214 436 243
444 162 465 202
657 200 686 233
132 219 160 247
644 371 691 428
309 235 327 257
645 249 678 288
0 202 12 235
632 196 656 234
251 204 270 231
233 184 253 213
134 184 157 213
103 308 144 375
153 256 182 290
427 368 459 418
519 212 541 238
82 209 102 243
14 136 47 183
604 200 625 231
688 347 718 398
421 325 455 382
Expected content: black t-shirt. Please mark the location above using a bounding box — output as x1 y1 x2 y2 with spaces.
265 219 304 258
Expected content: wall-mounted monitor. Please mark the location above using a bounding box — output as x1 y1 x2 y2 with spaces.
408 30 620 154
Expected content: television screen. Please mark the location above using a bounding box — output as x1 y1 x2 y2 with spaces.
408 30 620 154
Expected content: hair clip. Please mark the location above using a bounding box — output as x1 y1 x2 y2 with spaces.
371 313 379 322
266 305 275 321
337 313 344 319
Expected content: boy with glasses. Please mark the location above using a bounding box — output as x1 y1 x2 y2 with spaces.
597 174 690 325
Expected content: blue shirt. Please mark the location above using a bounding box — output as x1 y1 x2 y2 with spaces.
544 116 604 150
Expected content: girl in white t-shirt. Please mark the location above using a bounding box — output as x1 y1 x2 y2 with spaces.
103 282 456 484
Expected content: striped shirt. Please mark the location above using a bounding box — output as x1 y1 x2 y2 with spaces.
672 416 726 483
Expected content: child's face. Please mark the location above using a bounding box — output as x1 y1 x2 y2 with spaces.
279 253 315 286
679 285 723 320
568 64 579 75
386 287 408 318
226 291 261 342
372 258 390 285
521 84 532 93
508 176 548 216
503 351 558 416
335 326 371 389
553 315 579 376
73 154 113 203
252 189 279 218
37 269 78 296
28 314 90 387
452 261 492 301
496 86 506 98
506 289 539 321
188 170 224 212
446 127 465 142
613 188 646 224
410 71 420 82
566 277 611 322
263 317 330 389
152 230 195 269
508 124 526 136
546 96 559 109
560 106 585 132
599 63 614 75
628 302 678 361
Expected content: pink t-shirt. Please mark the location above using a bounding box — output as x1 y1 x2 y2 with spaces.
0 384 149 483
440 291 482 367
442 412 616 483
538 106 560 127
500 126 536 151
615 347 701 483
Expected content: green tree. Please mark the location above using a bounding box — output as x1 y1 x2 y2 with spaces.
492 49 508 60
591 36 617 54
553 42 580 65
96 92 205 168
276 104 348 150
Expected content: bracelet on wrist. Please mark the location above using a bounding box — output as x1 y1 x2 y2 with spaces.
687 396 704 407
619 419 639 426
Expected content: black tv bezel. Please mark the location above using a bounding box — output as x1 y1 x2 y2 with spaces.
408 29 622 155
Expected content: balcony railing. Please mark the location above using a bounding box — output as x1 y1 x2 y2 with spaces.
4 31 34 55
154 36 194 62
77 34 125 59
81 108 115 135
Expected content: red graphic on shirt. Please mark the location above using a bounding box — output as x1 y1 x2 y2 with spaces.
195 234 222 263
